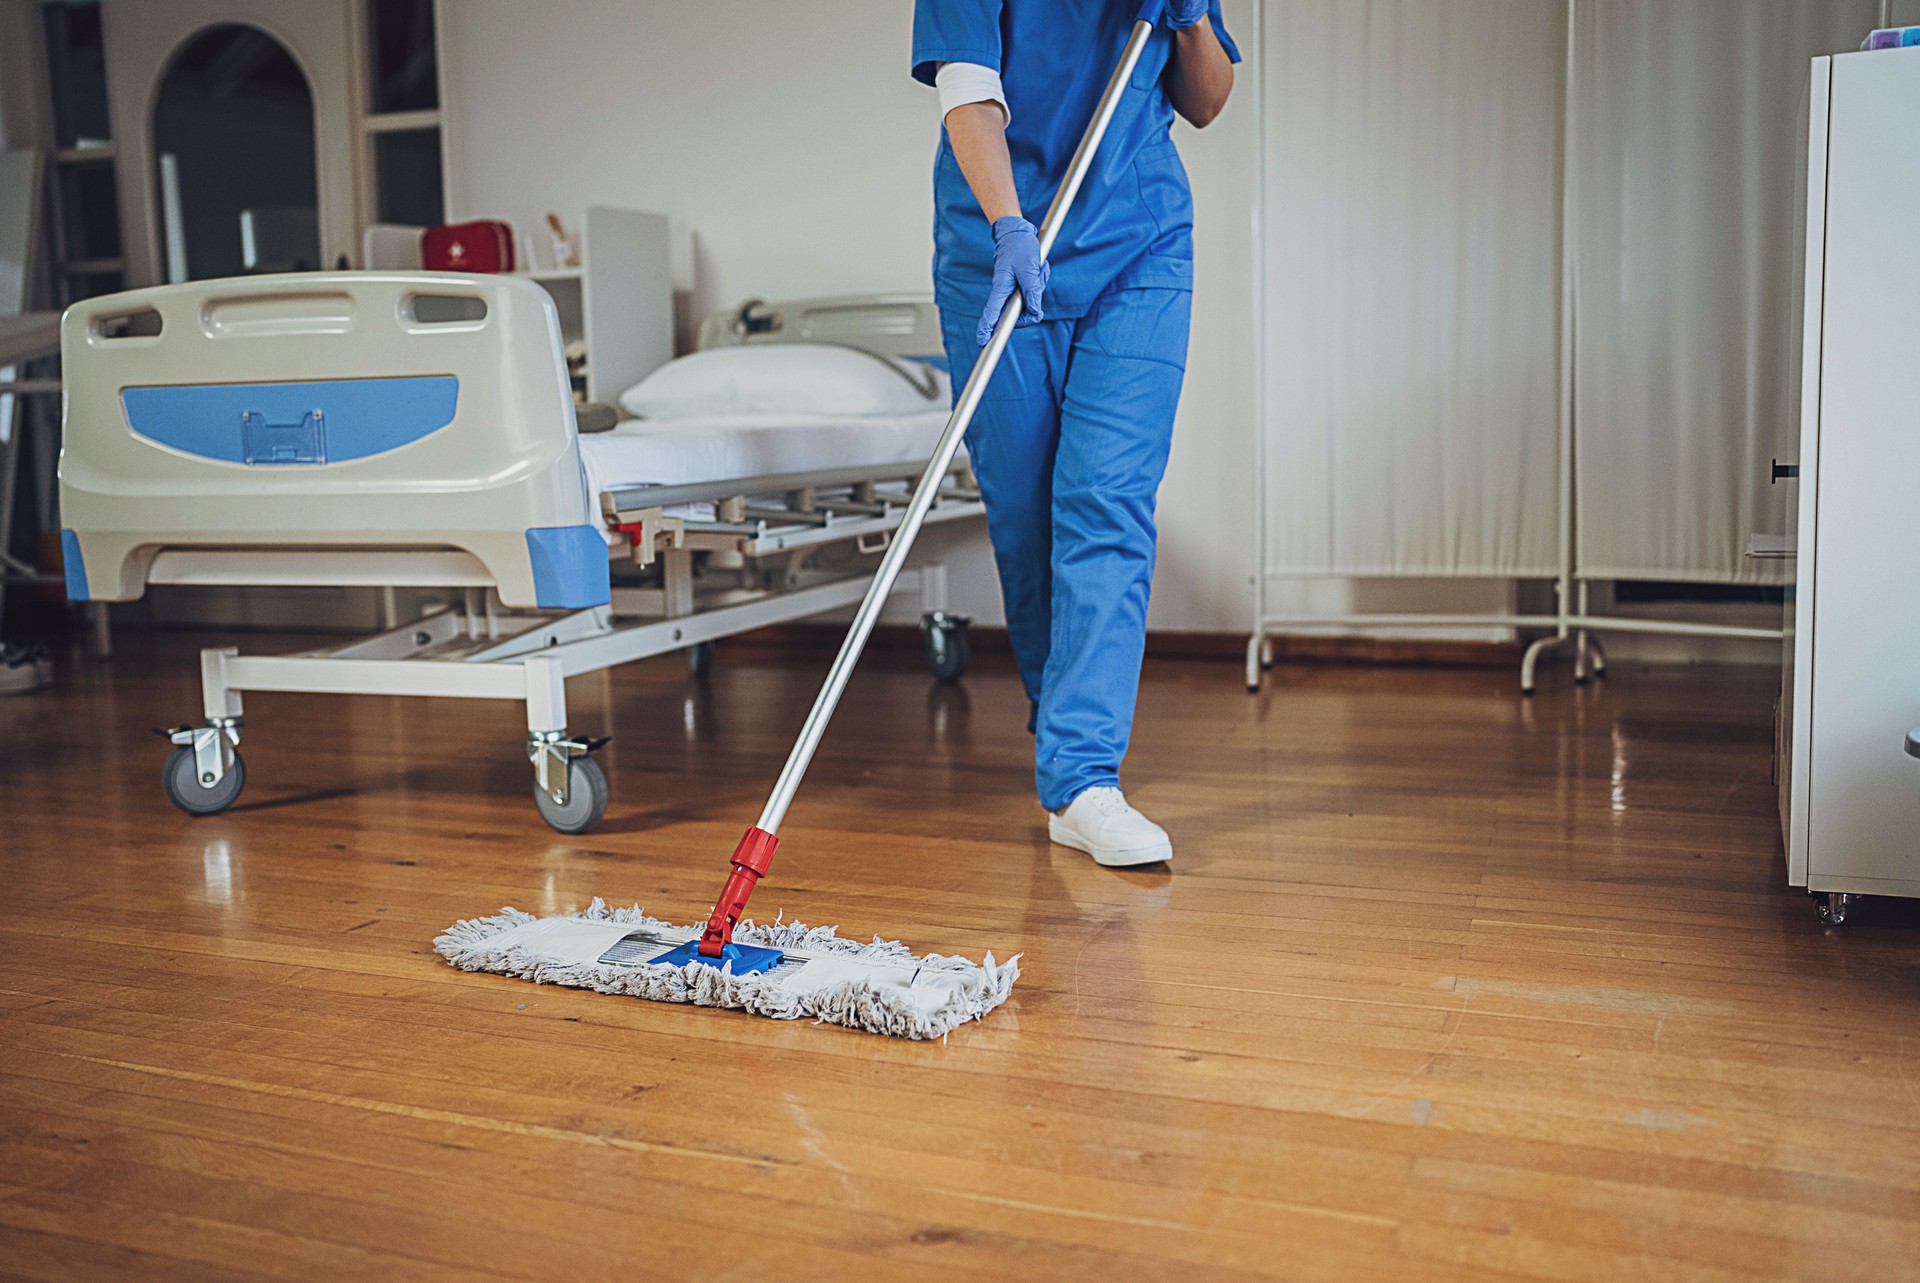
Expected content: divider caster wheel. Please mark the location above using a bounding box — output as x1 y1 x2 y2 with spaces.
686 640 715 678
1813 890 1852 928
921 612 971 684
533 756 608 834
163 745 246 816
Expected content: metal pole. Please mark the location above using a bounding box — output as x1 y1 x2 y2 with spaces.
1557 0 1578 644
1246 0 1269 691
0 392 16 640
755 18 1159 835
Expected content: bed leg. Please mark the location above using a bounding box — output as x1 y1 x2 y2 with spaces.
522 655 608 833
663 548 694 618
524 654 567 750
159 646 245 812
523 658 572 803
918 562 949 615
86 603 113 660
201 646 243 723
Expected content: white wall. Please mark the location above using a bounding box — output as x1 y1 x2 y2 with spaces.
439 0 1853 657
438 0 1257 633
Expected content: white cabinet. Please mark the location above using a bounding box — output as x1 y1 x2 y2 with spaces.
1780 48 1920 921
524 206 672 407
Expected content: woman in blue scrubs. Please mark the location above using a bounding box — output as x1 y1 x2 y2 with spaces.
912 1 1236 866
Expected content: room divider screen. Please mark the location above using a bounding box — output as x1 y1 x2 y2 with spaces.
1248 0 1880 692
1570 0 1867 584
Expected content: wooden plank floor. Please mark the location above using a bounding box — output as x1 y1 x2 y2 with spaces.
2 629 1917 1281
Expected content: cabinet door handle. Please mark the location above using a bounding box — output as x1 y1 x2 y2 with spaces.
1771 458 1799 484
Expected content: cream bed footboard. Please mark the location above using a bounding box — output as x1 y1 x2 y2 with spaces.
58 272 606 610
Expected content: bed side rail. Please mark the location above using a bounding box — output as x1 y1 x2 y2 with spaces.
602 460 971 514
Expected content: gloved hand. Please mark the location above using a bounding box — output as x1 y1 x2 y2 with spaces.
1166 0 1211 31
975 216 1049 346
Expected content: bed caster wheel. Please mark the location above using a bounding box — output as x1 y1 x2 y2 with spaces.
921 611 971 684
686 641 714 678
1813 891 1852 928
533 756 608 834
163 744 246 816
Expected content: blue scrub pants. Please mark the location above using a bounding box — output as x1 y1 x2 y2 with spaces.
939 285 1191 812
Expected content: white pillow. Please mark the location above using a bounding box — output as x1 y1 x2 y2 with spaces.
617 343 949 420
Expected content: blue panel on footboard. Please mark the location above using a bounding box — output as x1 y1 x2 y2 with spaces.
122 375 459 465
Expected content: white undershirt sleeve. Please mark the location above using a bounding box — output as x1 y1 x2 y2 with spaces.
934 61 1010 127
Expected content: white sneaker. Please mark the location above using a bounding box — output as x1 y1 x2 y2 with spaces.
0 645 51 697
1048 787 1172 867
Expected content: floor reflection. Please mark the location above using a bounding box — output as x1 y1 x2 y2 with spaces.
202 837 234 905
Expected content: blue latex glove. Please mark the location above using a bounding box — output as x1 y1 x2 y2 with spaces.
976 216 1049 346
1166 0 1210 30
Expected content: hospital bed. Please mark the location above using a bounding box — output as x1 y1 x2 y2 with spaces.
58 274 981 832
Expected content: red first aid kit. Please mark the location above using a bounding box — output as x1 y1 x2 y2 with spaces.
421 220 516 273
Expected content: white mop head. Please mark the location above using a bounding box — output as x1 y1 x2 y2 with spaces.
434 899 1020 1040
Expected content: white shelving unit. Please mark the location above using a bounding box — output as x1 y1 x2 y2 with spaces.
518 206 671 406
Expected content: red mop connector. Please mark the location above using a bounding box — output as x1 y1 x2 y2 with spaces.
698 826 780 956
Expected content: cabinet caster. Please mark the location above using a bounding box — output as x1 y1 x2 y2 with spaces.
1813 890 1852 928
686 640 714 678
921 611 971 684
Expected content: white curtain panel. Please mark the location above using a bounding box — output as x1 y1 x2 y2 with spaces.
1259 0 1564 577
1571 0 1874 583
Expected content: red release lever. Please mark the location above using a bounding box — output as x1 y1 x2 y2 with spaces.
698 826 780 956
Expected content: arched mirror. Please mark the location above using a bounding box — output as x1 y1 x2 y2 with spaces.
152 24 319 281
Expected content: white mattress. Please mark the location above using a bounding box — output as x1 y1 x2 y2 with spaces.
578 409 955 528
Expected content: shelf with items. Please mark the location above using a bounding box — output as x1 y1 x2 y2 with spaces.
535 206 671 407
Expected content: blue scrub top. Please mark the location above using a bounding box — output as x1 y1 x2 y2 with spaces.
912 0 1239 320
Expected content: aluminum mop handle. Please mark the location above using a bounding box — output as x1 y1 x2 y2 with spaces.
699 0 1170 956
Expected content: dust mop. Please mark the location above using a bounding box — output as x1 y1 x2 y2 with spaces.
437 2 1170 1039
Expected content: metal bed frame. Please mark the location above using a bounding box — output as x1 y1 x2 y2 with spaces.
150 292 982 833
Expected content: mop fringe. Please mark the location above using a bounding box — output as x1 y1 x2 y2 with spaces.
435 899 1019 1040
